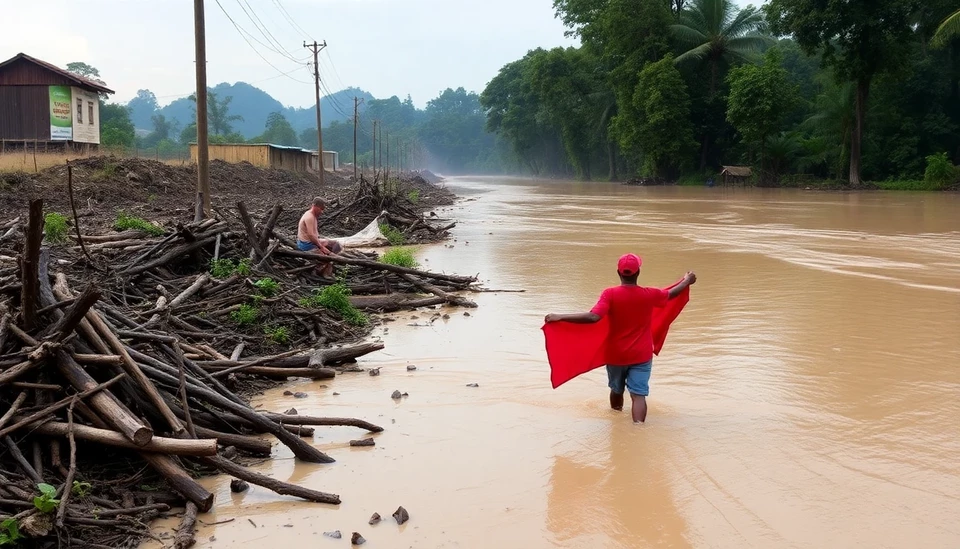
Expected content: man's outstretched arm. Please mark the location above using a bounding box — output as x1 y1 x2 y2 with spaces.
667 271 697 300
544 312 601 324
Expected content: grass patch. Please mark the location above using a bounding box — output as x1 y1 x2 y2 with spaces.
264 325 291 344
230 304 258 326
677 172 717 186
114 212 165 236
253 277 280 297
44 212 70 244
379 223 405 246
380 247 419 268
407 189 420 203
298 283 368 327
95 162 119 179
874 179 942 191
210 258 252 279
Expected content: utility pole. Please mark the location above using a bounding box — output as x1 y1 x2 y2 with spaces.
371 120 378 176
378 124 383 180
304 40 327 185
395 136 400 174
352 96 362 182
193 0 210 221
385 131 390 182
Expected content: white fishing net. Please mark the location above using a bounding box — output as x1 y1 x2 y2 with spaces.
336 210 390 248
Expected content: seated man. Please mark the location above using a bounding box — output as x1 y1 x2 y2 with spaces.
297 197 342 279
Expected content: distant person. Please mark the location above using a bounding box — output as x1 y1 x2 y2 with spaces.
297 197 342 279
544 254 696 423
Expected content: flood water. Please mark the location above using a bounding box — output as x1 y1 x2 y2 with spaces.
153 179 960 548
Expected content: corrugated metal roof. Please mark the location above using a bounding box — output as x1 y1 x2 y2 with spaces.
0 53 114 94
721 166 752 177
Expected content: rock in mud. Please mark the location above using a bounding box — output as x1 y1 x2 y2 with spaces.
230 479 249 493
284 407 298 415
351 532 366 545
333 392 340 396
293 392 308 399
369 367 381 377
369 513 382 525
350 438 375 447
21 513 52 537
391 390 402 399
323 530 342 539
442 314 451 320
464 312 471 317
282 390 293 396
406 365 417 371
393 506 410 525
221 446 238 460
466 383 479 388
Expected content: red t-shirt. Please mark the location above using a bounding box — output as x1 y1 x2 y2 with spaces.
590 285 669 366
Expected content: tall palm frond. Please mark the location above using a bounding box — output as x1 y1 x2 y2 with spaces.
932 9 960 48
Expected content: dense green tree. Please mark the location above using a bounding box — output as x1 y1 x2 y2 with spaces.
65 62 102 80
726 49 799 175
127 89 160 129
766 0 919 185
617 54 696 177
99 103 136 147
932 8 960 47
256 112 298 146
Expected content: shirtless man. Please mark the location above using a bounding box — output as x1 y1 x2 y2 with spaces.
297 197 342 279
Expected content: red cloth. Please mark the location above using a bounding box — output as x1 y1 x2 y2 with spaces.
590 285 669 365
542 280 690 389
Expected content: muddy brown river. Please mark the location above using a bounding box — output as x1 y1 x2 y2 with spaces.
149 178 960 548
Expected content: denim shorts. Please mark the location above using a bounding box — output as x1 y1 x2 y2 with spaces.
297 240 317 252
607 361 653 396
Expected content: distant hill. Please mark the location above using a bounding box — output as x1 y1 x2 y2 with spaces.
127 83 374 139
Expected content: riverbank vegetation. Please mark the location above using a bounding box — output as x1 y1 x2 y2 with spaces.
480 0 960 189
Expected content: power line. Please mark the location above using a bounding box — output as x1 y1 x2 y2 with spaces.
233 0 302 63
271 0 312 41
214 0 312 85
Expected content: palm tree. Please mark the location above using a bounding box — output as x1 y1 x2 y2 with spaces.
932 8 960 48
671 0 770 97
802 80 855 179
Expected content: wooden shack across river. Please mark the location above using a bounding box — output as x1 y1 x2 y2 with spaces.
720 166 752 186
189 143 340 173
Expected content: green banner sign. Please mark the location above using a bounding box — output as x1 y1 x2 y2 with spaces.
49 85 73 140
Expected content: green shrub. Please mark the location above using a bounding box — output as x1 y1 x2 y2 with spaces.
299 283 367 326
230 304 258 326
254 277 280 297
265 325 291 344
96 163 118 179
210 258 253 279
924 152 956 189
0 518 21 545
380 247 419 268
44 212 70 244
379 223 406 246
71 481 92 498
407 189 420 203
33 483 59 513
114 212 165 236
874 180 941 191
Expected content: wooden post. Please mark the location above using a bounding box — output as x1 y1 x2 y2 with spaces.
20 200 44 331
194 0 211 220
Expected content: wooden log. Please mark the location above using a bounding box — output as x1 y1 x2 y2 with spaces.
203 455 339 505
236 202 265 261
132 360 332 463
309 342 385 367
0 374 128 440
43 284 101 342
20 199 44 331
49 274 110 355
3 436 42 484
54 404 76 528
71 353 124 366
93 503 170 517
192 426 272 456
122 235 217 276
204 366 336 379
0 391 28 431
168 273 211 309
173 502 198 549
140 453 213 512
276 248 477 284
349 294 446 312
83 305 184 435
26 422 217 456
258 203 283 251
262 414 383 433
399 273 477 308
206 349 303 379
52 353 151 445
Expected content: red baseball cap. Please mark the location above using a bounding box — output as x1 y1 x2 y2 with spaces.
617 253 642 276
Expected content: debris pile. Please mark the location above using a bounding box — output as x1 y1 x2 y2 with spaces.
0 169 473 546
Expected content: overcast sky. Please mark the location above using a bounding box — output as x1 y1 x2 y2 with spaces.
2 0 578 109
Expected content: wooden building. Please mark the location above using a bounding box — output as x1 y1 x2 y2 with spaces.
0 53 114 150
720 166 753 186
190 143 339 173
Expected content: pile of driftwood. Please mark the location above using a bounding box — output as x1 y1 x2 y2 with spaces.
0 195 476 547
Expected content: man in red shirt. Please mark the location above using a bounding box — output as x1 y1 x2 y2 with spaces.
544 254 696 423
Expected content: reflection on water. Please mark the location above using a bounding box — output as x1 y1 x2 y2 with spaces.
148 179 960 549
